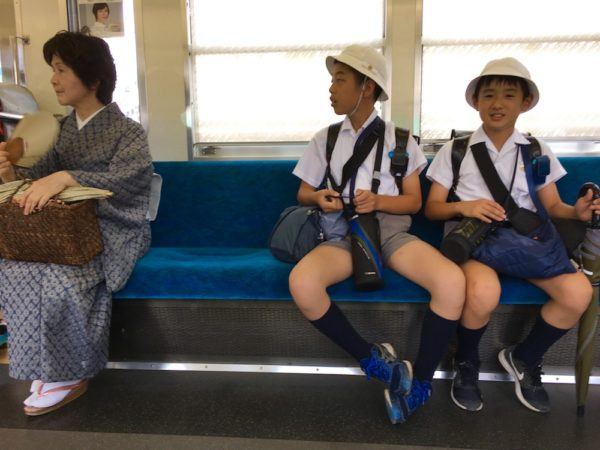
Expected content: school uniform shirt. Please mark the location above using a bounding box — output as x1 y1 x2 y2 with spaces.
293 110 427 239
426 126 566 212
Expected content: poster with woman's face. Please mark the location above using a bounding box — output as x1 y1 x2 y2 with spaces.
78 1 124 38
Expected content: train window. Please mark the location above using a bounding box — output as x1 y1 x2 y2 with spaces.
420 0 600 144
188 0 386 151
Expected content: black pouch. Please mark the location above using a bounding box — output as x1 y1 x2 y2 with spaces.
348 213 384 291
508 207 543 235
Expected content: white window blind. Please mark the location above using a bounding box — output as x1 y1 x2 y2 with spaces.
421 0 600 140
189 0 385 144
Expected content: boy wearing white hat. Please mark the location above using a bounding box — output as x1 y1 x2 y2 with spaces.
290 45 466 424
425 57 598 413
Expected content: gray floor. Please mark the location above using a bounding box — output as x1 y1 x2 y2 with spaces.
0 365 598 449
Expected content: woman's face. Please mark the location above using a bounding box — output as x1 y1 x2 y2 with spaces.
50 55 96 108
96 7 109 23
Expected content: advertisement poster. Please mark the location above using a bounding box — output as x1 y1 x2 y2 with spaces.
77 1 124 38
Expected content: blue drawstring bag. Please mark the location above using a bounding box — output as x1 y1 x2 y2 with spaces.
471 146 576 279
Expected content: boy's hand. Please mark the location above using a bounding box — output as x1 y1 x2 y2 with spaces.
574 188 600 222
353 189 378 213
0 142 16 182
316 188 343 212
459 199 506 223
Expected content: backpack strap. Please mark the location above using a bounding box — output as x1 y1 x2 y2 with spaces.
526 136 541 159
327 117 383 195
525 136 550 185
325 122 342 164
370 120 387 194
388 127 410 195
448 134 470 202
320 122 343 189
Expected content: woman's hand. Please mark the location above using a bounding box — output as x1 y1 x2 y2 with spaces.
353 189 378 214
574 188 600 222
15 171 77 215
0 142 16 183
458 199 506 223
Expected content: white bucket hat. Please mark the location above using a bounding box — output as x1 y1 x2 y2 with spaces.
465 57 539 111
326 45 390 102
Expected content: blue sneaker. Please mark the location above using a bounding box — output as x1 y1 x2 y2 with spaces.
360 343 413 396
384 379 432 424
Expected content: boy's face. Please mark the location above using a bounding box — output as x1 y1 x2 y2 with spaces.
473 80 532 135
329 62 364 115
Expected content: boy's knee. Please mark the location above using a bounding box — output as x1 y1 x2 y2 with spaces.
568 280 593 316
432 266 466 310
465 279 500 315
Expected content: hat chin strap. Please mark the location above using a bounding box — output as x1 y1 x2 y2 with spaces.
348 77 367 119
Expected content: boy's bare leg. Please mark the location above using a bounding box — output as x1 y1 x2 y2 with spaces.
500 269 592 413
387 240 465 383
452 259 501 411
530 271 592 329
289 244 352 320
460 260 502 329
387 240 465 320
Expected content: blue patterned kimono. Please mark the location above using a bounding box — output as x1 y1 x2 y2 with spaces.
0 103 153 381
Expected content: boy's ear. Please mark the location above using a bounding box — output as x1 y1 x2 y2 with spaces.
364 78 377 99
472 95 480 110
521 94 533 112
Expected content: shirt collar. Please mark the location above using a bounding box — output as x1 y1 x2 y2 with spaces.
340 109 379 135
471 126 529 153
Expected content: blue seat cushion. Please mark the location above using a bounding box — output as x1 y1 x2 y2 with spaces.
115 247 548 304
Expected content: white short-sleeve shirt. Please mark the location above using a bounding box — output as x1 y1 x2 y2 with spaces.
426 126 566 212
293 110 427 197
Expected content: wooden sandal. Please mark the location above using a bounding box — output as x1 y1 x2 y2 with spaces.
23 379 88 416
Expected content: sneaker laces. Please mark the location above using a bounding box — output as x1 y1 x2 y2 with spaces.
361 352 391 382
406 380 432 410
525 363 544 387
456 360 479 385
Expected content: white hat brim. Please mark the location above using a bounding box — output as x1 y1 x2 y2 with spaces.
465 75 539 112
326 54 389 101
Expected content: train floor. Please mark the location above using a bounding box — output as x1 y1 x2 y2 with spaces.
0 364 599 449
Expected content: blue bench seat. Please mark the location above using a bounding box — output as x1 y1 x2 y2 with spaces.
114 158 599 306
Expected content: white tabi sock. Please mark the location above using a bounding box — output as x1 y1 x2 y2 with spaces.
23 379 82 408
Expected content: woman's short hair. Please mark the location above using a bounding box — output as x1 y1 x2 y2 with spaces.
92 3 110 19
43 31 116 105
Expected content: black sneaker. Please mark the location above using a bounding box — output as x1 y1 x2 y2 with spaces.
498 347 550 413
451 359 483 411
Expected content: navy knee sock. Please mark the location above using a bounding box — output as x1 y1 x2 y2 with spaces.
413 308 459 382
513 314 569 368
455 323 488 365
310 302 372 362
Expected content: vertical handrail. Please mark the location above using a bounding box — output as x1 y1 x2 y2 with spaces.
8 35 29 86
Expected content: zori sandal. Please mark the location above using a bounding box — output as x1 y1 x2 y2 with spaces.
23 379 88 416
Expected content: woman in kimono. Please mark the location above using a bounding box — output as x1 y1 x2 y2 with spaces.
0 31 153 415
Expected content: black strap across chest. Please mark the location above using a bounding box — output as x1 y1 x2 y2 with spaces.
325 119 409 195
324 117 385 195
449 134 541 202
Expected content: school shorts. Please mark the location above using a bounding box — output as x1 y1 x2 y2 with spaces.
319 212 420 265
